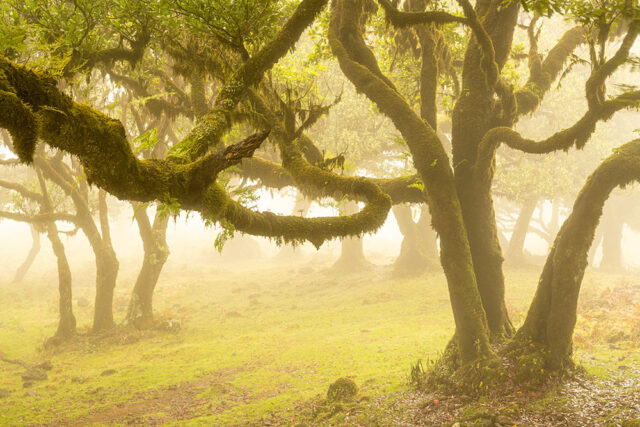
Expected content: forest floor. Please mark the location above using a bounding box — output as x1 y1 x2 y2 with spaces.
0 260 639 426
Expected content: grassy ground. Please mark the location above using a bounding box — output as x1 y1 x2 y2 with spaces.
0 262 638 426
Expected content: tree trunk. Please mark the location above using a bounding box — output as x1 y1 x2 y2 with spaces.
329 0 493 363
92 246 119 332
12 224 41 283
276 192 311 260
34 167 75 341
333 201 369 272
513 141 640 370
46 222 76 340
505 198 537 265
450 3 520 340
126 207 170 328
392 204 436 277
92 190 119 332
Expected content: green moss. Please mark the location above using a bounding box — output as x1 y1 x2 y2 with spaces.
326 377 358 402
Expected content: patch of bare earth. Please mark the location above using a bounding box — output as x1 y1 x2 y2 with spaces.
61 368 244 426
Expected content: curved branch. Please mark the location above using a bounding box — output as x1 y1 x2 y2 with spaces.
514 26 586 118
476 89 640 167
513 138 640 369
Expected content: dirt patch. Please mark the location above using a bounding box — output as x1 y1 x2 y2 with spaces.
63 368 244 426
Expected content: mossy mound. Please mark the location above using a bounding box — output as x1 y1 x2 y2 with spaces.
327 377 358 402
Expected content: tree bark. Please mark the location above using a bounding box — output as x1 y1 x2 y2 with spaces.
92 190 119 332
505 198 537 265
450 1 520 340
11 224 41 283
126 207 170 328
46 222 76 340
330 0 492 363
34 168 75 341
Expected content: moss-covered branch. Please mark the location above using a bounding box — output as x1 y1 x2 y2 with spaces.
514 26 585 118
168 0 329 162
377 0 467 27
0 52 393 248
476 89 640 165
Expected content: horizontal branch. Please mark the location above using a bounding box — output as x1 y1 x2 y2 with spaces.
0 179 43 203
0 210 77 224
377 0 467 28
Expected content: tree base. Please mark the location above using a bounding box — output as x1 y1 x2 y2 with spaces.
414 338 579 396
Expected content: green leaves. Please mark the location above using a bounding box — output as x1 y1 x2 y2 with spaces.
157 193 180 220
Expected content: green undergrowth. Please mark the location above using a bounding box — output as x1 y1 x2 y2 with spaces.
0 265 638 425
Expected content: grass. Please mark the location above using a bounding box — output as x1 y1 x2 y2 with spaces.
0 261 638 425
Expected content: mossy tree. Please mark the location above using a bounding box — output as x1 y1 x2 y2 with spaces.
1 0 639 385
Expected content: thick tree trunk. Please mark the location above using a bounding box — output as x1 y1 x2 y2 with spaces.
392 204 436 277
46 222 76 340
505 198 537 265
12 224 41 283
513 141 640 370
450 3 520 340
126 208 170 328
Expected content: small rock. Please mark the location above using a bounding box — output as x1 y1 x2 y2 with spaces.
100 369 117 376
157 319 181 333
21 369 47 381
36 361 53 371
122 335 139 345
77 297 90 307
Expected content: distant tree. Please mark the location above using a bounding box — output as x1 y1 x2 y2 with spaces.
0 156 77 341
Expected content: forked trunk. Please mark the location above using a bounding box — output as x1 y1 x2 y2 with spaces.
392 204 436 277
92 190 119 333
126 208 170 328
47 223 76 340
